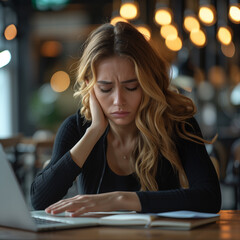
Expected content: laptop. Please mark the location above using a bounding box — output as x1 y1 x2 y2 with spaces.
0 144 99 232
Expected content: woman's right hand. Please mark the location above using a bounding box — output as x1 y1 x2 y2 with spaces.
89 89 108 136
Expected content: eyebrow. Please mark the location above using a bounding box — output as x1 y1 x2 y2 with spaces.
97 79 138 85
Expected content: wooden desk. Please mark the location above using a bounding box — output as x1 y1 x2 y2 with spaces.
0 210 240 240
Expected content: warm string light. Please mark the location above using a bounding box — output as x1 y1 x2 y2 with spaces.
198 4 216 26
183 10 206 48
160 24 178 39
221 42 235 58
153 2 181 51
114 1 237 53
190 28 207 47
165 35 182 51
217 26 232 45
136 25 151 41
229 4 240 23
120 1 139 20
154 7 172 26
183 15 200 33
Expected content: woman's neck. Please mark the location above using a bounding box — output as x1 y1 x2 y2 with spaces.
108 121 138 146
106 121 138 175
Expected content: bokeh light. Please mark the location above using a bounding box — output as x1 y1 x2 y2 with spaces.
229 5 240 23
183 15 200 32
160 24 178 39
165 35 182 51
190 29 207 47
120 2 138 20
0 50 11 68
155 8 172 25
41 41 62 58
4 24 17 40
50 71 70 92
136 25 151 40
221 42 235 58
217 26 232 45
208 66 226 88
198 5 216 26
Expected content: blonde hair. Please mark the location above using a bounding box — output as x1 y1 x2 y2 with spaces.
74 22 214 191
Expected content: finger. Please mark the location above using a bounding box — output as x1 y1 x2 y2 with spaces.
70 203 97 217
45 200 71 213
46 196 88 215
50 201 83 215
46 195 82 212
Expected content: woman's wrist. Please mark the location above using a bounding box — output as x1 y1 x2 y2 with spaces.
114 191 142 212
87 124 107 140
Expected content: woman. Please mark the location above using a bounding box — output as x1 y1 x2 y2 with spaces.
31 22 221 216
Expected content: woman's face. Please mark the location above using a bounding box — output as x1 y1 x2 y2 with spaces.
93 55 142 127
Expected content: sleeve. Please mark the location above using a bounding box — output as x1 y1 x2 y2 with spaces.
136 117 222 213
30 112 86 210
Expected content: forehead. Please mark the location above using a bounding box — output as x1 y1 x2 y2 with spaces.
95 56 136 77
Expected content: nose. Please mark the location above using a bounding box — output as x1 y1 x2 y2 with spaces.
113 88 126 106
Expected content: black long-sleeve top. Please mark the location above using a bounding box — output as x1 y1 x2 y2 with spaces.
30 111 221 213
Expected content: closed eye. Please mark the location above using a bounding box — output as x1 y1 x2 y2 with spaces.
126 86 138 91
100 88 112 93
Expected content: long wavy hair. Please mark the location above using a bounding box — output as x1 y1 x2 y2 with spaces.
74 22 214 190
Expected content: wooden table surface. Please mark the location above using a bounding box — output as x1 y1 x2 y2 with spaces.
0 210 240 240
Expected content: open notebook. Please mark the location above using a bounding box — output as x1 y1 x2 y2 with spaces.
0 144 219 232
32 210 220 231
99 211 220 230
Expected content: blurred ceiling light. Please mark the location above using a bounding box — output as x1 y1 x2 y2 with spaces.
120 1 139 20
217 26 232 45
110 16 128 25
221 41 235 58
50 71 70 92
202 103 217 126
230 65 240 85
41 41 62 58
0 50 11 68
230 83 240 105
136 25 151 40
190 28 207 47
229 4 240 23
198 5 216 26
160 24 178 39
154 7 173 25
197 81 215 101
165 35 182 52
183 15 200 32
4 24 17 40
208 66 226 88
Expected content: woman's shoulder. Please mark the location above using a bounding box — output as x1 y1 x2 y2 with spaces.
173 116 202 140
184 116 202 134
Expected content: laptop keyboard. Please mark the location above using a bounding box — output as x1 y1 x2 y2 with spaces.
33 217 63 225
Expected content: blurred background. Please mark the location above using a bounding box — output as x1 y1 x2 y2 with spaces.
0 0 240 210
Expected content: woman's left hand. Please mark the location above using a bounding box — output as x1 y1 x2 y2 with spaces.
45 192 141 217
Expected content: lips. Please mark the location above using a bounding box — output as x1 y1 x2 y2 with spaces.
111 111 130 118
